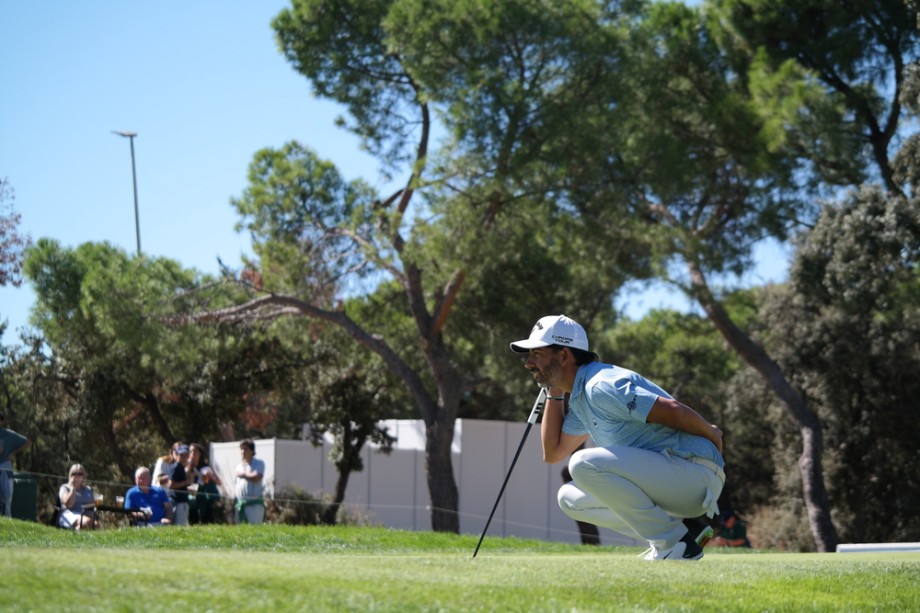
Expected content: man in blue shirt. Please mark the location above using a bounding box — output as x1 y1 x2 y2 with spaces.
511 314 725 561
125 466 173 526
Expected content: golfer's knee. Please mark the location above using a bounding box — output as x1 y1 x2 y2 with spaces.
557 483 581 513
567 449 598 483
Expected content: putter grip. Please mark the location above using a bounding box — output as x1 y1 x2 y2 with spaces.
526 388 548 425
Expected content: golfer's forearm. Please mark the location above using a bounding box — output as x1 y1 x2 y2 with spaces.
540 401 567 464
649 398 722 451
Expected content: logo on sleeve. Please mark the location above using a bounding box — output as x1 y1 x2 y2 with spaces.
627 396 637 412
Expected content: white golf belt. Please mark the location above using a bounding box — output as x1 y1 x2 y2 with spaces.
689 457 725 485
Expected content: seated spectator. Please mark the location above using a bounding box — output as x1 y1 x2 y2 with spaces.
57 463 97 530
124 466 173 526
712 510 752 548
190 466 222 524
188 443 222 525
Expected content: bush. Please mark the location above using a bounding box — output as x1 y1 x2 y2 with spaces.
266 485 326 525
747 502 815 552
265 485 377 527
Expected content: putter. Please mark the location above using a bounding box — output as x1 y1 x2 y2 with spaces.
472 387 548 558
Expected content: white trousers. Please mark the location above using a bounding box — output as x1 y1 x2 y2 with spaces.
173 502 189 526
559 446 723 549
241 504 265 524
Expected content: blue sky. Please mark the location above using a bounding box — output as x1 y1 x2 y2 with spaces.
0 2 788 342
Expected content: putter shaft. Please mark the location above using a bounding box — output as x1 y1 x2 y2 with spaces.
472 388 547 557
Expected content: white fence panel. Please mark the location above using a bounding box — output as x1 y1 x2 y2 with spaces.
208 420 641 546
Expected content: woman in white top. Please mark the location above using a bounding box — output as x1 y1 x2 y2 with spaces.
58 463 97 529
153 442 180 490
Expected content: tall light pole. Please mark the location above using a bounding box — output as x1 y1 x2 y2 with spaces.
112 130 141 256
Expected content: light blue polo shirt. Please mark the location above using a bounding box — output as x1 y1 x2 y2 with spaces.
562 361 724 467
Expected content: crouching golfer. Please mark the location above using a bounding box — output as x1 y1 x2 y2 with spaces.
510 314 724 561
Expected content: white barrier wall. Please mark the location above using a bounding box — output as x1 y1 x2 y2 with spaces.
211 419 641 546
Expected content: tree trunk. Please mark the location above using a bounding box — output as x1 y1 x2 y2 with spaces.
323 465 351 525
687 262 839 552
186 294 466 532
323 424 365 525
424 416 459 533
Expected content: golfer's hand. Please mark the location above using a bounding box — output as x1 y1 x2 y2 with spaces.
710 424 723 454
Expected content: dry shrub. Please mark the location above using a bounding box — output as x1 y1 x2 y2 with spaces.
747 502 815 552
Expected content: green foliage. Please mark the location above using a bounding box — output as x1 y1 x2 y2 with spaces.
893 60 920 196
758 187 920 543
709 0 920 192
6 0 916 550
267 484 375 527
19 240 314 484
607 1 808 279
232 142 380 299
273 0 419 168
0 177 29 288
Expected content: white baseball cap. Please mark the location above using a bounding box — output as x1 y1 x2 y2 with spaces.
509 314 590 353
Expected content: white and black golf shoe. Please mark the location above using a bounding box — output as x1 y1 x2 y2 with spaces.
643 532 704 562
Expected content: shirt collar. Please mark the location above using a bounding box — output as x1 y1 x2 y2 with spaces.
571 364 589 400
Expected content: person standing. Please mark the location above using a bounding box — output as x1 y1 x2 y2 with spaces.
234 439 265 524
167 444 193 526
153 442 180 490
510 314 725 561
0 411 31 518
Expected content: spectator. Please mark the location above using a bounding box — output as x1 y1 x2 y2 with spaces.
188 443 221 486
191 466 222 525
234 439 265 524
57 463 97 530
0 411 31 517
188 443 222 525
712 510 752 548
167 444 193 526
153 442 180 490
124 466 173 526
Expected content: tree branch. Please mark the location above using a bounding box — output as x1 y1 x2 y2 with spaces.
430 269 466 342
176 293 440 425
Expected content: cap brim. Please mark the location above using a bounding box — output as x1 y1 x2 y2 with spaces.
509 339 552 353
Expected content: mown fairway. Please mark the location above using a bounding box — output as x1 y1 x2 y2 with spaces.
3 519 918 612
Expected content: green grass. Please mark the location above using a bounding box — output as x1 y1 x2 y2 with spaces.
3 518 919 612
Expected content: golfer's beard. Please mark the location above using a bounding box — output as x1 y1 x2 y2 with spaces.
531 361 562 388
